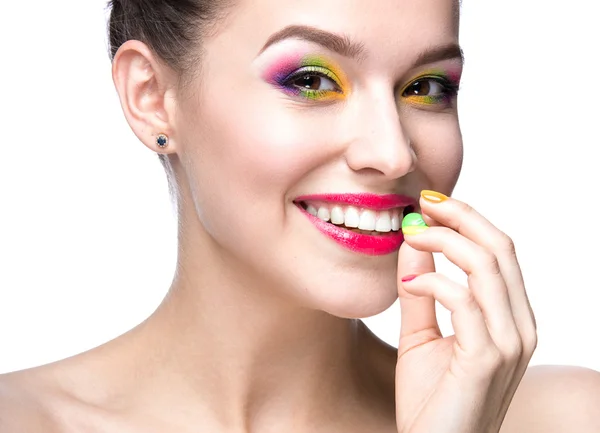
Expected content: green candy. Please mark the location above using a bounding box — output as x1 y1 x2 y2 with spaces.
401 213 428 229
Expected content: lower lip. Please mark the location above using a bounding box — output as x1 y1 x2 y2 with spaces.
295 204 404 256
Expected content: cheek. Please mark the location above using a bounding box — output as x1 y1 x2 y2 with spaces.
178 86 342 242
405 113 463 191
198 96 340 196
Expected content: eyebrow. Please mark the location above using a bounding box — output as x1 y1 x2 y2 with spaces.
258 25 366 59
413 43 464 68
258 24 464 68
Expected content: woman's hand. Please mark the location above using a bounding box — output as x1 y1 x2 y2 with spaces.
394 191 537 433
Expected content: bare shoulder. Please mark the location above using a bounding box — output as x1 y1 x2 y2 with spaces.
0 362 139 433
0 366 109 433
501 364 600 433
0 371 59 432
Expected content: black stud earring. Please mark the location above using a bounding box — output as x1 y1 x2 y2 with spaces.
156 133 169 149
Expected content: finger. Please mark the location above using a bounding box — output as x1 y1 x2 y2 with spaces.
397 240 441 340
419 191 536 349
419 192 536 420
403 224 521 355
402 272 495 354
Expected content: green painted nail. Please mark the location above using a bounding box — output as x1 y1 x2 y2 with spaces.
401 213 429 235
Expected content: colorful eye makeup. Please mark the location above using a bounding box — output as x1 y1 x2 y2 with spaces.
262 54 461 108
262 53 349 102
400 68 462 108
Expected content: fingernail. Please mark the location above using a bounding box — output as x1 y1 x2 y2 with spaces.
421 190 448 203
401 275 418 283
401 213 429 235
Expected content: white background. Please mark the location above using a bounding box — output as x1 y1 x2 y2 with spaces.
1 1 599 374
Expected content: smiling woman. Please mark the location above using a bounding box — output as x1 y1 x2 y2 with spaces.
1 0 600 432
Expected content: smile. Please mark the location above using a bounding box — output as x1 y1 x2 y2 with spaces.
293 193 416 256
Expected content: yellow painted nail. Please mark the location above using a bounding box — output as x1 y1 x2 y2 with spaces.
421 190 448 203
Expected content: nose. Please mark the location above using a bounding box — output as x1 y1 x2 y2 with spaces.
344 86 416 180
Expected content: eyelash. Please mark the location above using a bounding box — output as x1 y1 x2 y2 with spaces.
279 66 343 100
400 75 461 107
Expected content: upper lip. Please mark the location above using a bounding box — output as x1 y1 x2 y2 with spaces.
293 193 416 211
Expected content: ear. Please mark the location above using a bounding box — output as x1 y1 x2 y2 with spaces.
112 40 178 154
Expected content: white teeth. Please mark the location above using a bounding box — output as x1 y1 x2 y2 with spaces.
344 207 360 228
391 213 401 231
358 210 376 231
375 212 392 232
301 200 404 232
317 207 330 222
330 206 345 224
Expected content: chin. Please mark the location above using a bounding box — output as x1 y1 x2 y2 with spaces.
291 266 400 319
321 284 399 319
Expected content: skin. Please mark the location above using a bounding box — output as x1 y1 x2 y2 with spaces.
1 0 600 431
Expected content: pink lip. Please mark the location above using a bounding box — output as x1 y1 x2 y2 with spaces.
293 194 416 256
294 193 415 211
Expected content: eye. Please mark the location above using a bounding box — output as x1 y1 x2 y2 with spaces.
289 73 340 92
403 76 459 100
403 78 448 97
280 66 344 100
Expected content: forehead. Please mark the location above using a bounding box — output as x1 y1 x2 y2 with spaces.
220 0 460 59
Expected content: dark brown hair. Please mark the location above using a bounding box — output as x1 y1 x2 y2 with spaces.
106 0 232 199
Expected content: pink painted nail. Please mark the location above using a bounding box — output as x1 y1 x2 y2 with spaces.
401 275 418 283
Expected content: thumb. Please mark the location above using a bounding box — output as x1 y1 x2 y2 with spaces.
397 240 441 343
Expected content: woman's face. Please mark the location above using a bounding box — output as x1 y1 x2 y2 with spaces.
174 0 463 317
